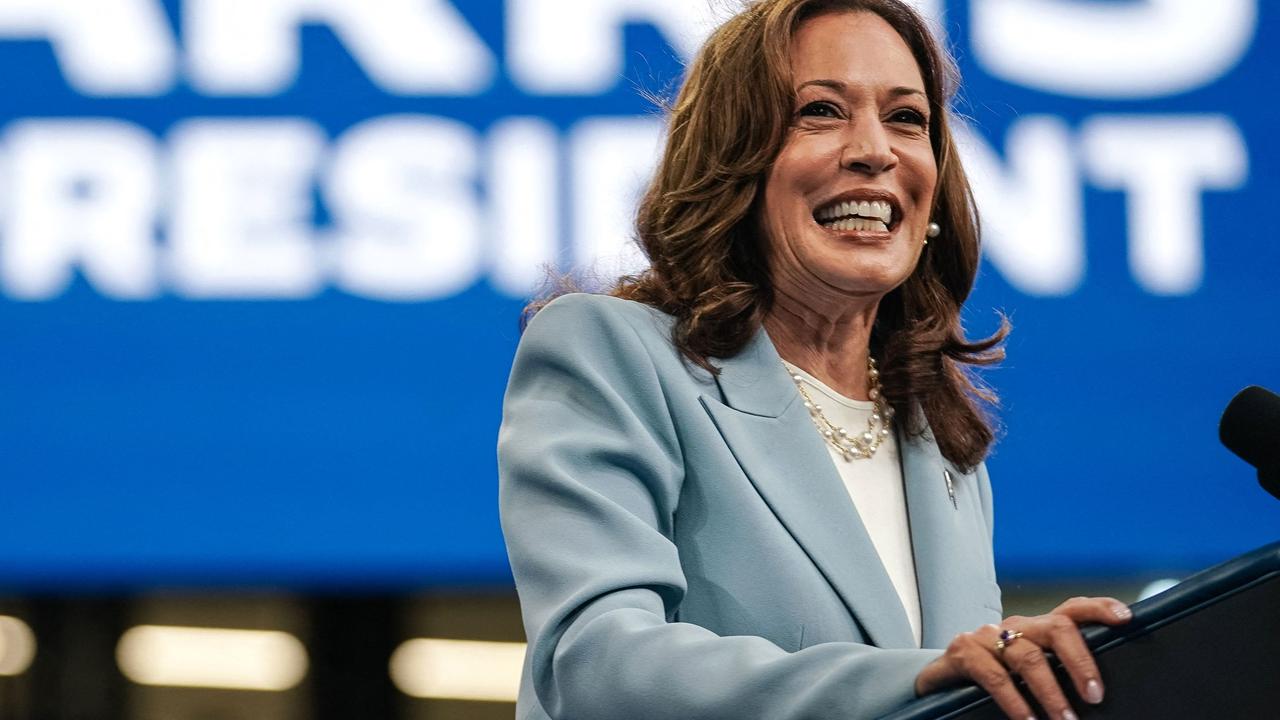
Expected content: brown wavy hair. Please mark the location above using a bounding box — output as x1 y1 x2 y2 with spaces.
540 0 1007 469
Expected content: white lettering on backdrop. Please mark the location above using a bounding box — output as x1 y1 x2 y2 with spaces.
2 119 160 298
1081 116 1248 295
487 118 560 297
326 115 484 300
962 116 1248 296
568 118 663 281
973 0 1256 98
0 0 1258 300
958 117 1083 297
0 0 175 95
507 0 720 95
168 119 325 297
185 0 494 95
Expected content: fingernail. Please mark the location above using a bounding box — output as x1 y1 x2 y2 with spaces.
1085 678 1104 704
1114 605 1132 620
1062 711 1079 720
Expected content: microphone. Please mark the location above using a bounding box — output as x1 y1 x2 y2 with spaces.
1219 386 1280 501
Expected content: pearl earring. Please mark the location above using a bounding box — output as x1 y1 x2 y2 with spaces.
926 222 941 238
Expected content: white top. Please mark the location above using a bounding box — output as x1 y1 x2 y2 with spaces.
783 361 923 647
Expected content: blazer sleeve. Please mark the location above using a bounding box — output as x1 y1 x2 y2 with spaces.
498 295 943 720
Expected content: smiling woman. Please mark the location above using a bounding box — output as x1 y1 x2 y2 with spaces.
616 0 1001 471
763 13 937 300
499 2 1133 719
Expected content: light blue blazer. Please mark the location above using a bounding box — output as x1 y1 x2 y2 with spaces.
498 293 1002 720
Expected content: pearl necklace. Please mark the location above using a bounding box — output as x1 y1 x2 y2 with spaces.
789 357 894 461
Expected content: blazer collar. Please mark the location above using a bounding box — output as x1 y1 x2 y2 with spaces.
711 326 797 417
709 326 992 649
900 430 991 648
706 327 917 649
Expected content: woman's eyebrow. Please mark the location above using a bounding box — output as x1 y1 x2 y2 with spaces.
888 86 926 99
796 78 846 92
795 79 926 99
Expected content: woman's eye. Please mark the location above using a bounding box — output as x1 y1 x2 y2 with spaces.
798 101 840 118
891 108 929 127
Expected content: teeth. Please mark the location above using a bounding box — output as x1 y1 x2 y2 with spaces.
824 217 889 232
815 199 893 223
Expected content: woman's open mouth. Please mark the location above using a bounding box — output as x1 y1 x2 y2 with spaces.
813 198 898 233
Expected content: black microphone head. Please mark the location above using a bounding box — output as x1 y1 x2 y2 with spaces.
1219 385 1280 500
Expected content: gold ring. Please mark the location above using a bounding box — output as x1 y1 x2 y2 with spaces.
995 629 1024 652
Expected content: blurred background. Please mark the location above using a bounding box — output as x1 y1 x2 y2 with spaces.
0 0 1277 717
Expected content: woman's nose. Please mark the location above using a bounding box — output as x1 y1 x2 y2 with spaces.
840 123 897 175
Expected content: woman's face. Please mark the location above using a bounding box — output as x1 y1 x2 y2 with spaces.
760 11 937 308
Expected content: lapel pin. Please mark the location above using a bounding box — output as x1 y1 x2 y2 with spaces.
943 469 957 510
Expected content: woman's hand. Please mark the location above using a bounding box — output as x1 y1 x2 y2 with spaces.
914 597 1133 720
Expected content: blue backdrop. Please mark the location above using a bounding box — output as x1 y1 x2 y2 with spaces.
1 0 1276 588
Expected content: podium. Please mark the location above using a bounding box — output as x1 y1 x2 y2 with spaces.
881 542 1280 719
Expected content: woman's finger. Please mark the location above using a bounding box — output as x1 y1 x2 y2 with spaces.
948 627 1037 720
1036 597 1129 704
1040 612 1105 705
1007 615 1091 716
1052 596 1133 625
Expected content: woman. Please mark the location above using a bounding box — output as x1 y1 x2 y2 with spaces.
499 1 1131 718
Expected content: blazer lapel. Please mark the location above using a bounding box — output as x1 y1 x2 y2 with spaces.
900 428 981 648
700 328 916 649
